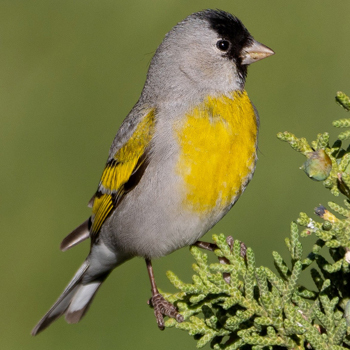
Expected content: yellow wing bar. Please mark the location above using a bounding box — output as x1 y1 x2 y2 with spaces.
90 194 114 234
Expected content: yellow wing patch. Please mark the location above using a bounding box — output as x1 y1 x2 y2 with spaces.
91 110 155 236
174 90 258 214
100 110 155 193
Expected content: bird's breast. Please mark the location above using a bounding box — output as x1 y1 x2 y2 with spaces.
174 90 258 215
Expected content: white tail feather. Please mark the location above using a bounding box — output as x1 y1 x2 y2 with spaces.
32 243 122 336
64 282 102 324
31 261 91 335
68 283 101 313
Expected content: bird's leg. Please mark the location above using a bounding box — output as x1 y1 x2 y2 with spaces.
145 259 184 330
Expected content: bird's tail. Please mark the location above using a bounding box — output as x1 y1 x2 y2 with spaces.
31 260 108 336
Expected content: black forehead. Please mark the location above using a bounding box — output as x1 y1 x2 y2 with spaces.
194 10 253 53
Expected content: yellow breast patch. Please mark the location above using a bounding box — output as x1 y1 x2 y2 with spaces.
174 90 258 214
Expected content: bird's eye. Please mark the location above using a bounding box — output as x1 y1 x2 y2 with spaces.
216 40 230 52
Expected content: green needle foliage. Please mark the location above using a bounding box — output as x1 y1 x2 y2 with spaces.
161 92 350 349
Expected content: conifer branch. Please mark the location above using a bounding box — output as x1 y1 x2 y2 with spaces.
160 92 350 349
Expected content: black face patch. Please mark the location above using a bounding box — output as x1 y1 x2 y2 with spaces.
194 10 254 80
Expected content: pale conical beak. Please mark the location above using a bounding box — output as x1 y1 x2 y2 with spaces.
241 40 275 65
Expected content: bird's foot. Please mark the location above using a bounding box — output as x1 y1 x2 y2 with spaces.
194 236 247 258
148 293 184 330
195 236 247 285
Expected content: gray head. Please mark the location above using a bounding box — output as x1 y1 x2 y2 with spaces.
141 9 274 106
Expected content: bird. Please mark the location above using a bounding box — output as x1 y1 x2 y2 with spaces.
31 9 274 335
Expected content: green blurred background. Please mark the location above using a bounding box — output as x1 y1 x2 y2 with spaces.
2 0 350 349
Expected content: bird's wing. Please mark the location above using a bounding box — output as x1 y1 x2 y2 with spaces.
90 108 156 239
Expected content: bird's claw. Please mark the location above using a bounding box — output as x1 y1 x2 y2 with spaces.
148 293 184 330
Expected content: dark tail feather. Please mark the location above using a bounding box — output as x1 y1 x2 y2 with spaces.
60 219 90 252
